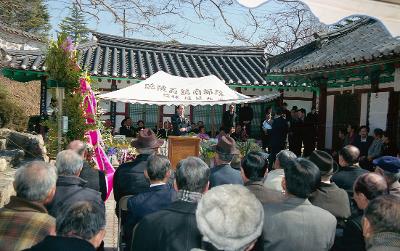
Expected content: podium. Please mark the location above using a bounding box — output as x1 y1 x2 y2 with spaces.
168 136 201 169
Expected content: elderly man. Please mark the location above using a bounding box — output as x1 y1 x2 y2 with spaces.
362 195 400 251
195 185 264 251
24 201 106 251
262 158 337 251
47 150 104 217
373 156 400 197
241 151 283 203
209 135 243 188
132 156 210 251
113 128 164 213
68 140 106 200
171 105 191 136
0 161 57 251
124 154 176 249
332 145 368 196
264 150 296 191
308 150 351 220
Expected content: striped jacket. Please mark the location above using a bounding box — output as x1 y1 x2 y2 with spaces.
0 196 55 251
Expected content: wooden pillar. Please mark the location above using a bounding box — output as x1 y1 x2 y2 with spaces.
110 80 117 128
317 79 327 150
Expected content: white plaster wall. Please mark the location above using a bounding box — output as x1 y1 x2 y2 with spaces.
369 92 389 131
360 93 368 126
325 95 335 149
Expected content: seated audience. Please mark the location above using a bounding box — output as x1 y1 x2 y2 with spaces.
231 124 248 142
137 120 145 131
132 157 210 251
360 128 384 171
195 185 264 251
125 154 176 248
262 158 337 251
373 156 400 197
24 201 106 251
119 117 136 137
209 135 243 188
308 150 351 220
113 128 164 214
264 150 296 192
0 161 57 251
353 126 373 160
332 145 368 197
344 124 357 146
340 173 388 251
197 126 210 140
241 151 284 203
157 121 172 139
362 195 400 251
47 150 104 217
381 132 399 157
68 140 107 201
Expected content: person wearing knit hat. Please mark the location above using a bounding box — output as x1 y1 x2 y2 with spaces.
373 156 400 197
195 185 264 251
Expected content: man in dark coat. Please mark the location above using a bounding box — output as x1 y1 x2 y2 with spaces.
119 117 136 137
113 128 164 214
124 155 176 249
308 150 351 220
291 108 306 157
241 151 284 204
68 140 107 201
268 108 288 167
303 108 318 157
46 150 105 218
222 104 236 132
25 201 106 251
262 158 337 251
332 145 368 197
238 103 253 136
209 135 243 188
131 156 210 251
171 105 191 136
353 126 374 160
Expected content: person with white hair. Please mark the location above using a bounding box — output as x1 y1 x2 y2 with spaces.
194 184 264 251
0 161 57 251
46 150 104 217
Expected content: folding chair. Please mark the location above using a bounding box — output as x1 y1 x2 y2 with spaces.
118 195 133 251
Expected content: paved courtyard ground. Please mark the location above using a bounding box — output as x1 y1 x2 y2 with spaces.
104 192 118 250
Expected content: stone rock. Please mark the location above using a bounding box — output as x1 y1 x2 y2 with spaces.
0 158 7 172
0 128 48 161
0 139 6 150
0 149 25 168
0 168 16 207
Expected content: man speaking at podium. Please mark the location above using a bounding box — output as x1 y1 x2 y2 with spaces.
172 105 191 136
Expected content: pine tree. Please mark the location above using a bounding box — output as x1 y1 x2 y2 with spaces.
0 0 50 37
59 3 90 43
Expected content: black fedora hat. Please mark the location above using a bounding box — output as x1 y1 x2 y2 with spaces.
308 150 339 175
131 128 164 149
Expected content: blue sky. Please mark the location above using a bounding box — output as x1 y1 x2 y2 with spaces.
47 0 284 46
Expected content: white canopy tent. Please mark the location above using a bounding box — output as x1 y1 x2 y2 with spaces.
236 0 400 37
98 71 280 105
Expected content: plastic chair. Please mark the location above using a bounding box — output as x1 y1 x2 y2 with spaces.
118 195 133 251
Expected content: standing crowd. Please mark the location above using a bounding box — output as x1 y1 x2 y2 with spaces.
0 125 399 251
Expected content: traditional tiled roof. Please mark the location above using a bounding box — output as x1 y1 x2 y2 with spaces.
5 32 266 85
267 17 400 74
0 23 46 43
